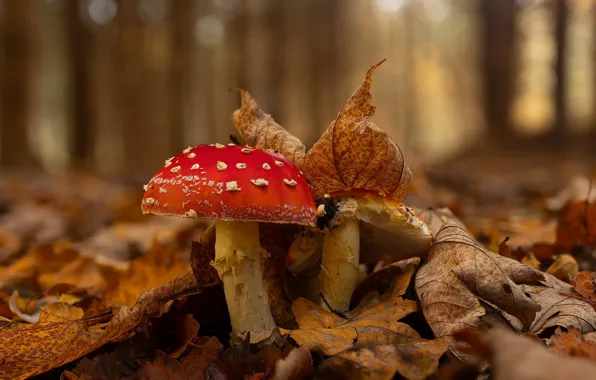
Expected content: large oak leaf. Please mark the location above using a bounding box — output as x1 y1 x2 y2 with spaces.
282 296 420 356
415 218 544 341
301 60 412 200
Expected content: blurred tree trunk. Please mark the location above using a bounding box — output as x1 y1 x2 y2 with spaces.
308 0 340 141
169 0 196 150
66 0 92 168
553 0 568 141
114 0 171 180
0 0 39 167
478 0 517 143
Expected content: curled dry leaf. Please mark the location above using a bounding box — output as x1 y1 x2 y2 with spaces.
521 252 541 270
521 282 596 334
282 296 420 356
232 89 307 168
415 217 544 341
314 338 449 380
301 60 412 200
455 325 596 380
548 327 596 360
546 253 579 281
351 257 420 308
0 271 197 379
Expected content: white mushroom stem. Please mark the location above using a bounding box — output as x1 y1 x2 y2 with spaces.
211 220 276 343
319 218 360 312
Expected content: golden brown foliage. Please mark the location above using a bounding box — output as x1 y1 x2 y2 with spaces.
232 89 307 168
302 60 412 200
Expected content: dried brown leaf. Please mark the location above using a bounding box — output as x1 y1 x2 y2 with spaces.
0 271 197 379
522 283 596 334
301 60 412 200
571 271 596 306
415 218 544 341
134 350 186 379
351 257 420 307
546 253 578 281
232 89 307 167
314 338 449 380
179 336 224 380
548 327 596 360
282 297 420 356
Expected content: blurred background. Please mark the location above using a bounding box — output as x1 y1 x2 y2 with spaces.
0 0 595 185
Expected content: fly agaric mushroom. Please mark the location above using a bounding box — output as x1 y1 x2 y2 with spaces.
141 144 317 343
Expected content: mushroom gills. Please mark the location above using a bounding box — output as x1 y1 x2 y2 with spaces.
211 220 276 343
334 197 432 264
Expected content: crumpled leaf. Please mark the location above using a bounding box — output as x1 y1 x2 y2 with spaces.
301 60 412 201
282 296 420 356
415 217 544 341
0 271 197 379
232 89 307 168
548 327 596 360
521 281 596 334
455 325 596 380
351 257 420 308
314 338 449 380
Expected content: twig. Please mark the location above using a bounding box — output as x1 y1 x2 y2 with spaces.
158 281 221 303
319 292 348 319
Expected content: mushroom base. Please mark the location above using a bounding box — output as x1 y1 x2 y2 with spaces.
320 218 360 311
211 220 276 344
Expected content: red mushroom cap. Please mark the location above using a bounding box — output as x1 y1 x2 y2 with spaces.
141 144 317 226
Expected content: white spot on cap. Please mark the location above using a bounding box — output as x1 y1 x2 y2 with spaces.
183 146 192 154
283 178 297 186
144 197 156 205
241 148 251 154
185 209 198 218
251 178 269 187
217 161 227 171
191 163 200 170
236 163 246 169
275 160 284 167
215 143 225 149
159 187 167 193
263 163 271 170
228 143 235 146
143 184 148 191
187 152 197 159
225 181 241 191
170 166 181 173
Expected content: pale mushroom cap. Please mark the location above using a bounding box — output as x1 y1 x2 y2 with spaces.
333 194 433 263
